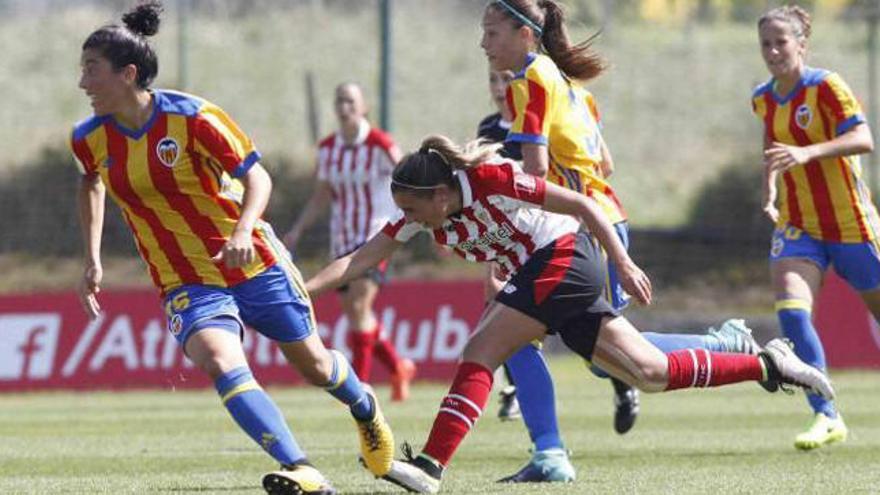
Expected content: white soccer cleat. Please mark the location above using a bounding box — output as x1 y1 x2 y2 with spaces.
760 338 835 400
380 459 441 494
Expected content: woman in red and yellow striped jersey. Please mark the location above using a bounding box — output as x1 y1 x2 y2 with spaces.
752 4 878 451
70 2 393 492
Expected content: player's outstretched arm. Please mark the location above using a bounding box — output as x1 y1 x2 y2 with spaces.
306 232 401 298
521 142 549 178
541 182 652 305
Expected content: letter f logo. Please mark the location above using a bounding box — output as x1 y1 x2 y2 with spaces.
0 314 61 380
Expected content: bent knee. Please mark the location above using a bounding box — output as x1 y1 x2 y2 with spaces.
629 363 669 393
297 351 335 386
194 355 245 381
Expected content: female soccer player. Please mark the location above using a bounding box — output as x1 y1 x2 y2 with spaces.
305 134 834 493
69 3 393 493
284 82 416 402
476 0 760 481
476 69 525 422
753 5 878 450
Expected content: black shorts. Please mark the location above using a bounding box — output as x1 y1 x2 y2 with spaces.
494 231 617 360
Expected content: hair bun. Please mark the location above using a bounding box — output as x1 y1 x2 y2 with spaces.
122 1 163 37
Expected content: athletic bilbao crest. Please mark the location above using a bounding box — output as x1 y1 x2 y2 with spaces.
795 104 812 130
156 137 180 167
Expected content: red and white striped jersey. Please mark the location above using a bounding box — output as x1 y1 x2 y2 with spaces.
316 120 400 258
382 161 580 279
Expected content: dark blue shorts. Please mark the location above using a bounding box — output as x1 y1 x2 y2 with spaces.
163 264 316 347
495 231 618 360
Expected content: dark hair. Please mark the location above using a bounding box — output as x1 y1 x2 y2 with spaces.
486 0 606 82
391 135 502 198
83 1 163 89
758 4 812 41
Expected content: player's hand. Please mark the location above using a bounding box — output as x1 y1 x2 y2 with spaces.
762 201 780 223
618 261 652 306
764 142 812 173
212 230 255 269
78 263 103 319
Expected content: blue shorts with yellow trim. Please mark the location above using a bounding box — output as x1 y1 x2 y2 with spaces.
163 264 315 346
770 224 880 291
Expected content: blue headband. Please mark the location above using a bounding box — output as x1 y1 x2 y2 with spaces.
494 0 543 37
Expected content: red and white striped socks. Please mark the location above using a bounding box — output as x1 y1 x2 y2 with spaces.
422 361 494 467
665 349 765 390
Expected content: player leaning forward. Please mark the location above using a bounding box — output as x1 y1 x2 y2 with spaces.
69 2 393 494
305 134 835 493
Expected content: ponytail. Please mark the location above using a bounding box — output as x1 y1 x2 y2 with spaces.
487 0 606 82
538 0 606 82
391 135 502 198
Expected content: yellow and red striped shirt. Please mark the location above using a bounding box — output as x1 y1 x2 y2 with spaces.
70 90 279 295
506 53 626 224
752 67 879 242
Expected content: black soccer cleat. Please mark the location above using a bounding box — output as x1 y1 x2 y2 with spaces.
611 378 640 435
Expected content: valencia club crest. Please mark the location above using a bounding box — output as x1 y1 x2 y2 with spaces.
156 137 180 167
795 104 812 130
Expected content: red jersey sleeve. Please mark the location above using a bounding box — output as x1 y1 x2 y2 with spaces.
469 162 546 206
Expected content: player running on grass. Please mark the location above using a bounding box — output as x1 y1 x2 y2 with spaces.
284 82 416 402
753 4 878 451
305 134 835 493
69 3 393 493
475 0 763 482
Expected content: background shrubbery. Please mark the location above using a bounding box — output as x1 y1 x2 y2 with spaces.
0 0 874 302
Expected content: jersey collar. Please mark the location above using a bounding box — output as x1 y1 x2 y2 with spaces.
110 91 160 140
770 67 810 105
513 52 538 80
337 118 370 147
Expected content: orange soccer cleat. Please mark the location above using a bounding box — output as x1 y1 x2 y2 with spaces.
391 358 417 402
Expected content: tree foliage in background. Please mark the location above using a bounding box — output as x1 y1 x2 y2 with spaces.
0 146 135 257
627 156 770 289
687 155 768 243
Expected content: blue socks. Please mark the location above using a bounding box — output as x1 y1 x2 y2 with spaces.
506 344 563 452
324 350 375 420
643 331 723 352
777 300 836 418
590 331 723 379
215 366 305 466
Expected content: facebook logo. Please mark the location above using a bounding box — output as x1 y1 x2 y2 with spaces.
0 314 61 380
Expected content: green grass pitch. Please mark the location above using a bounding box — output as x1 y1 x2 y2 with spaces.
1 356 877 494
